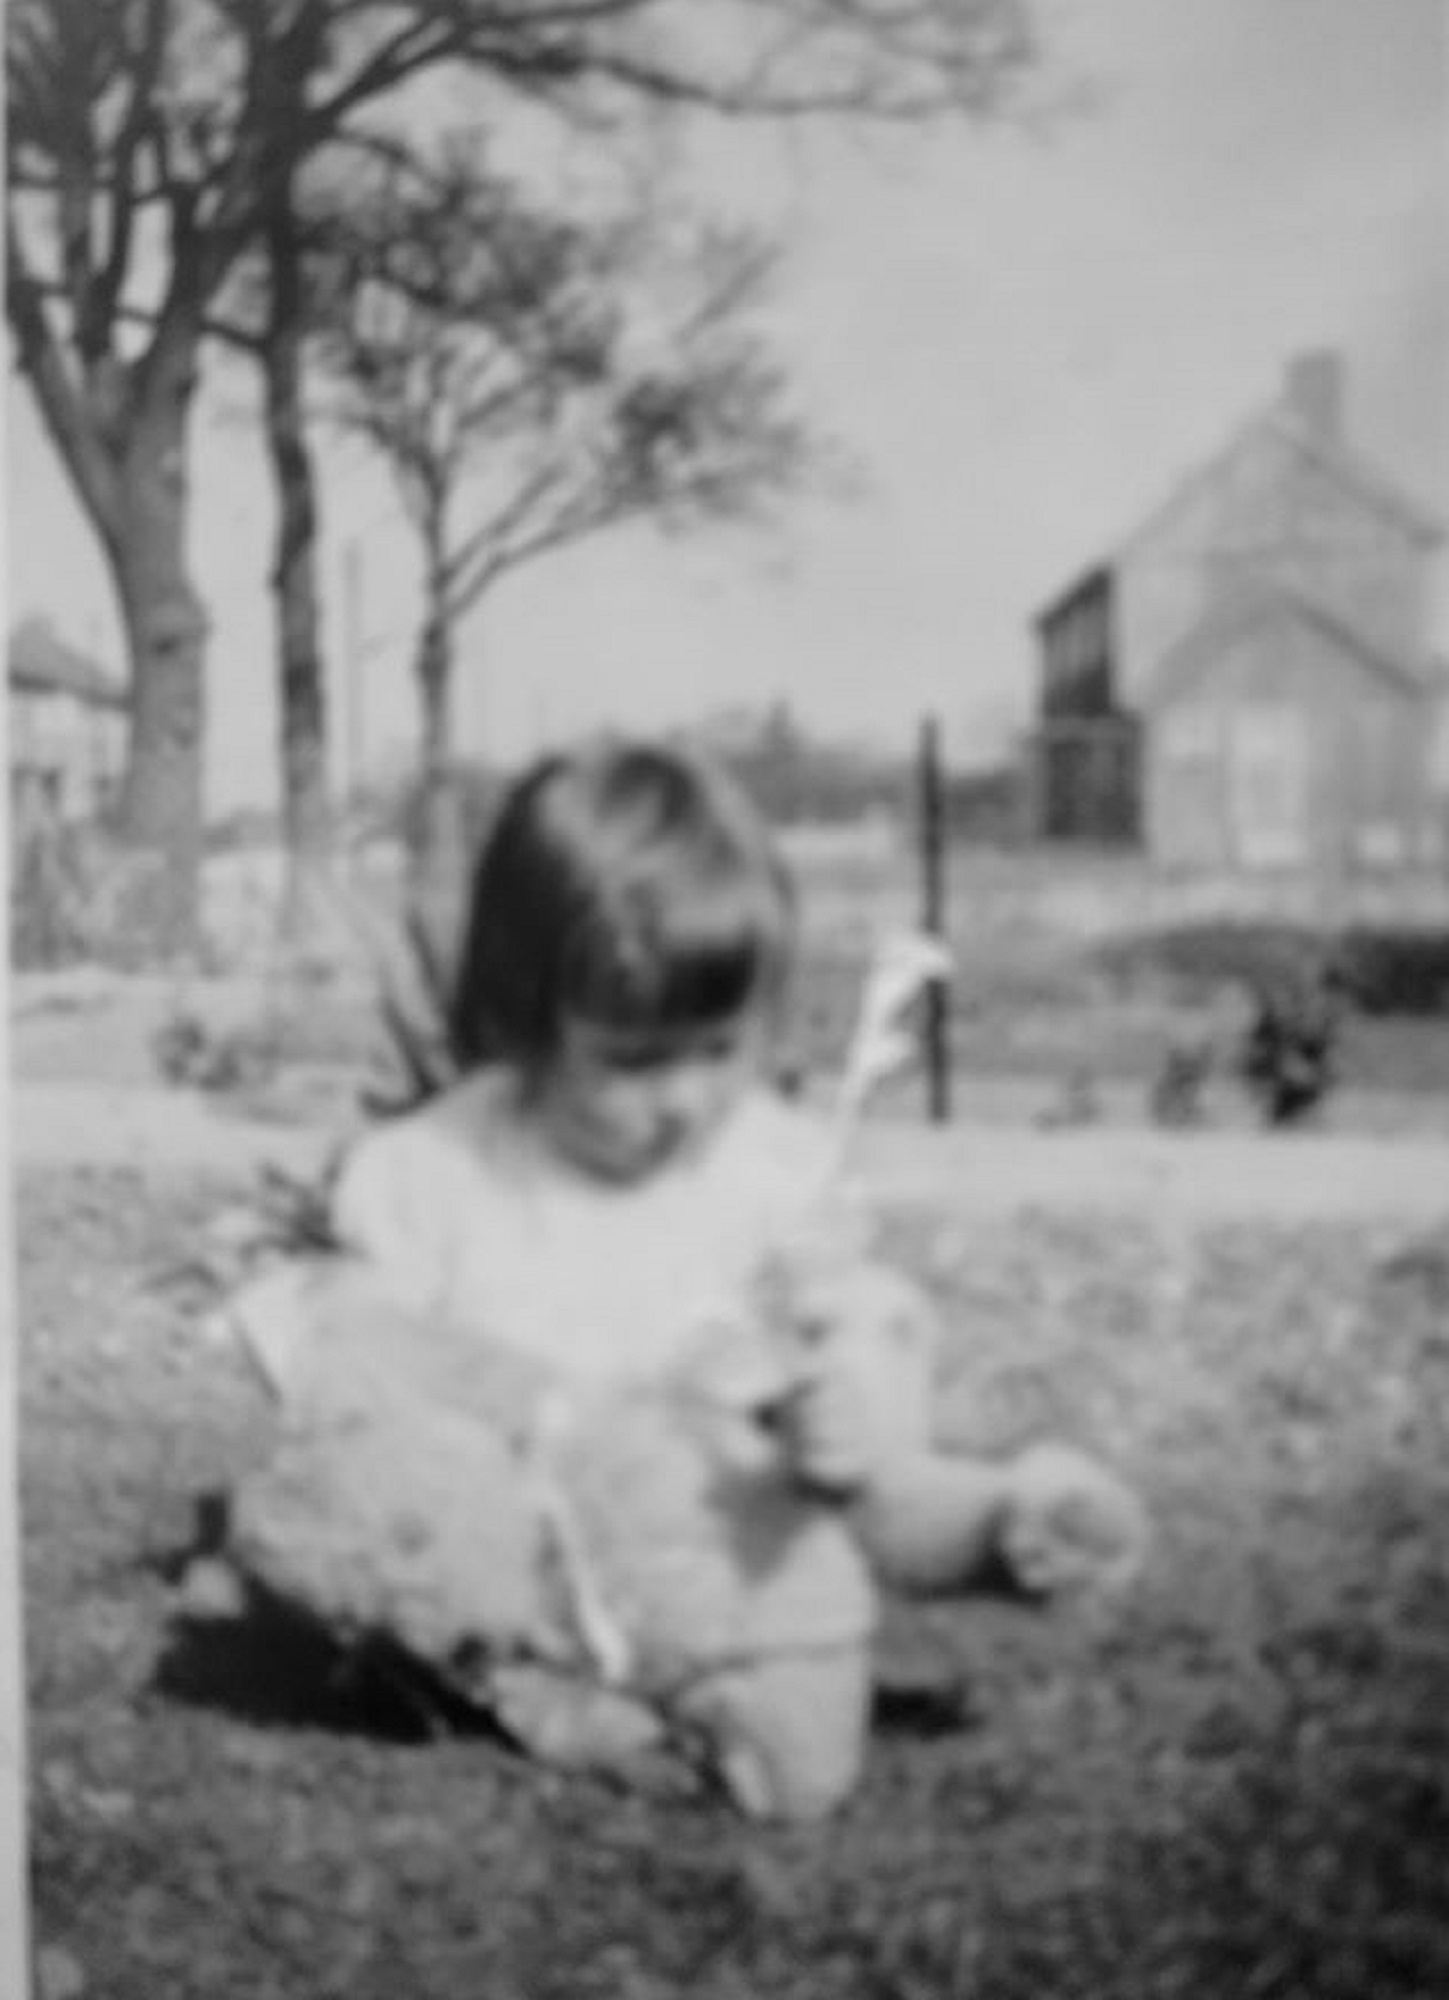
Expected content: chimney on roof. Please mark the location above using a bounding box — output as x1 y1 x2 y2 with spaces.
1283 349 1344 445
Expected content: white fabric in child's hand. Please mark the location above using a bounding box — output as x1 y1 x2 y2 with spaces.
752 1252 940 1471
227 1261 324 1400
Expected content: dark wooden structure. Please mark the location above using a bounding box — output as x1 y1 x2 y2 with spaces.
916 714 950 1123
1028 566 1141 843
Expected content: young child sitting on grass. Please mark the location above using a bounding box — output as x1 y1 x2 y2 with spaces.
200 735 1148 1819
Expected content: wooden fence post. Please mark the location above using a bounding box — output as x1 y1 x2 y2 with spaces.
918 713 951 1124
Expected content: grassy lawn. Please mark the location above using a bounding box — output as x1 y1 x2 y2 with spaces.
18 1166 1449 1998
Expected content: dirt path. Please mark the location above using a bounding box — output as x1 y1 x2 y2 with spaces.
857 1119 1448 1220
9 1082 335 1179
9 1079 1448 1222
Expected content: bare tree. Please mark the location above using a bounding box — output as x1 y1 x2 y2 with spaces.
6 0 1042 949
255 156 336 937
195 149 336 936
308 150 809 831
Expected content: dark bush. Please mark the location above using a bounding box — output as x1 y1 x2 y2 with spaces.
9 821 171 971
1094 921 1324 1004
1150 1038 1213 1127
1239 966 1343 1127
1332 927 1449 1016
1096 921 1449 1017
152 1008 281 1094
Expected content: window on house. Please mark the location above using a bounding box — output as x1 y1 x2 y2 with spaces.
1428 702 1449 794
1349 702 1409 869
1153 704 1221 865
1353 821 1405 868
1226 704 1310 867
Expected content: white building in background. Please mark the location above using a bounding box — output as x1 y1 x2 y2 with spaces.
7 616 127 834
1029 350 1447 871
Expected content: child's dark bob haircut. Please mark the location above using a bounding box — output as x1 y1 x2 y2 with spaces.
448 736 797 1067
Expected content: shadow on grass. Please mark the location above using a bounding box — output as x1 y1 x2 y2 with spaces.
144 1483 505 1745
151 1592 508 1747
154 1593 984 1746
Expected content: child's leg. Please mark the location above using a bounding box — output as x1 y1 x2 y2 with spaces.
671 1643 873 1821
991 1441 1150 1597
789 1278 1149 1602
852 1442 1149 1600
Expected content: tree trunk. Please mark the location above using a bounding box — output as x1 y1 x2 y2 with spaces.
408 554 466 921
109 354 209 959
416 584 454 779
263 183 334 945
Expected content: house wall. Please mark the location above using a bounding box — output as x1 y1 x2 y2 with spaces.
8 686 126 825
1260 446 1430 661
1429 696 1449 857
1117 422 1434 707
1145 612 1437 872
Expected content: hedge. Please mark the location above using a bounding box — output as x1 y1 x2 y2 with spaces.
1094 922 1449 1016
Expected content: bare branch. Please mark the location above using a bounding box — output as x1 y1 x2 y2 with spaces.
301 14 462 143
526 0 1037 123
441 448 579 600
5 214 124 544
56 48 97 349
89 0 172 351
23 264 268 353
447 478 636 614
304 134 813 676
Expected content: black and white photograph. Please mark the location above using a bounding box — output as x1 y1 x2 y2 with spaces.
4 1 1448 1993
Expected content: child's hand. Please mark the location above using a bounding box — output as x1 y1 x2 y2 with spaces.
775 1360 883 1498
767 1258 938 1491
774 1298 931 1498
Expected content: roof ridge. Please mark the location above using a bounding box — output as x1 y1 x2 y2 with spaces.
1103 393 1443 585
1149 575 1427 702
8 617 126 706
1264 412 1443 545
1112 401 1278 566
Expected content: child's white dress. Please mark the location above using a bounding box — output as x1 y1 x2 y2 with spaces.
309 1070 913 1386
225 1074 933 1809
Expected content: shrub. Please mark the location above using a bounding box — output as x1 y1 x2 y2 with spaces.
9 822 172 971
1331 927 1449 1016
1239 966 1343 1128
151 1007 281 1095
1150 1038 1213 1127
1093 922 1326 1005
1097 921 1449 1018
1037 1065 1102 1128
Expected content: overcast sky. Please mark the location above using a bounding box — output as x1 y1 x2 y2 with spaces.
7 0 1446 811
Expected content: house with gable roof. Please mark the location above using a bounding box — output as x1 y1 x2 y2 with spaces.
8 615 127 835
1027 350 1449 870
